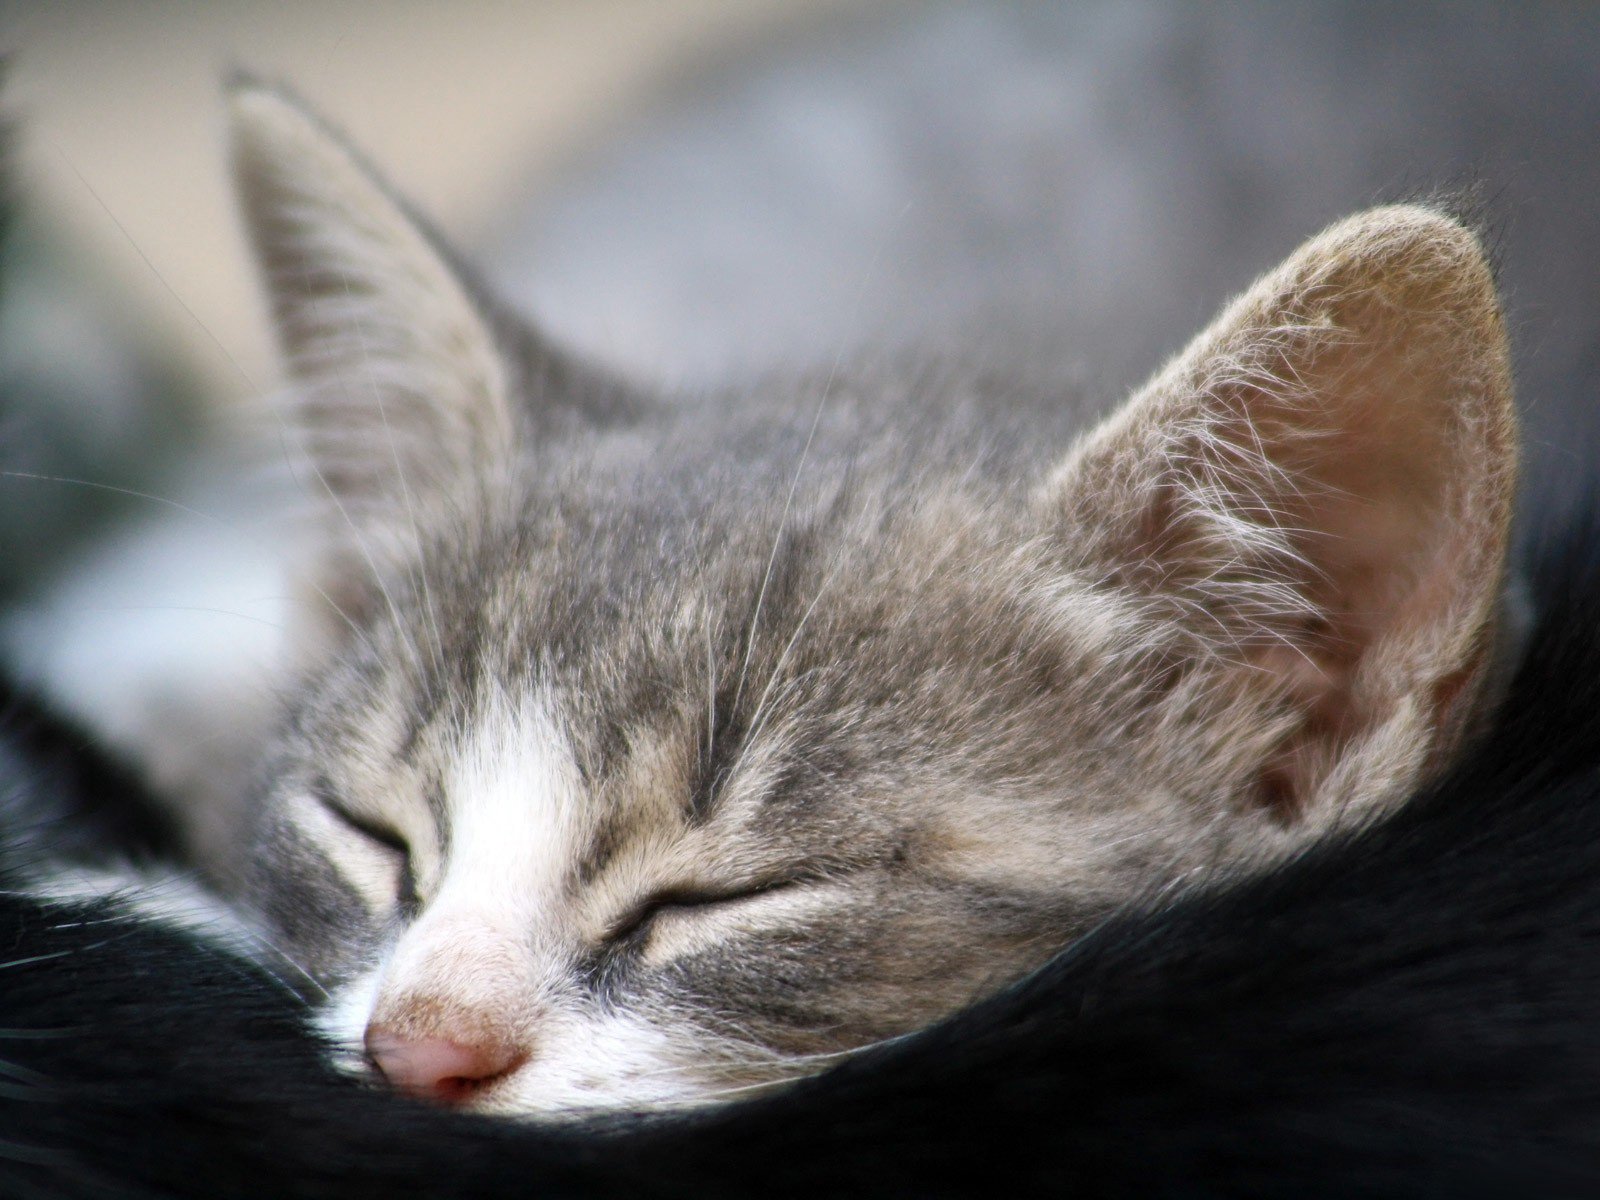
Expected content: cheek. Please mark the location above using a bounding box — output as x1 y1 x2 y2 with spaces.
244 818 383 981
634 899 1006 1054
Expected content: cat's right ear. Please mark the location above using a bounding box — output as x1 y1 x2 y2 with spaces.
1039 206 1517 836
228 78 517 631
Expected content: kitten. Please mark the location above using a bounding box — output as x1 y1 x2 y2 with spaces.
219 80 1518 1116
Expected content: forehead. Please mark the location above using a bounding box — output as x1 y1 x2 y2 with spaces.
329 497 1114 822
304 386 1137 846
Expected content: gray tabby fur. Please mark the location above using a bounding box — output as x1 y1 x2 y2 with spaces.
220 80 1517 1116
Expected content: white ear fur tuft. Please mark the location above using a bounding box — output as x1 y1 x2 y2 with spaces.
1046 205 1518 828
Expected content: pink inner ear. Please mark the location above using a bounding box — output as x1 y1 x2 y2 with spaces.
1051 208 1514 825
1247 636 1357 820
1244 326 1511 816
1230 382 1465 817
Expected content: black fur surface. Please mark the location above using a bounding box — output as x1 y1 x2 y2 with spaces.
0 679 180 867
6 506 1600 1197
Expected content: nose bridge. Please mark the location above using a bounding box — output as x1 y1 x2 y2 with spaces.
441 687 583 901
365 903 545 1103
371 909 539 1039
369 690 583 1045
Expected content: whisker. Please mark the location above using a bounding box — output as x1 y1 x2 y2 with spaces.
738 557 845 765
53 143 407 658
43 603 286 633
703 607 717 772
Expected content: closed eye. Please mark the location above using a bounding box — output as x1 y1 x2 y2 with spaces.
316 786 419 913
606 879 801 945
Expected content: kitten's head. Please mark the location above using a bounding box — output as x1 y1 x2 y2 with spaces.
226 82 1518 1116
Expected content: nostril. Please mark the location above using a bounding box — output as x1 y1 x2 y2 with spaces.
364 1025 526 1105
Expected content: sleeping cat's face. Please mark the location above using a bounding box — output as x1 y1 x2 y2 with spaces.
260 457 1210 1111
226 83 1518 1116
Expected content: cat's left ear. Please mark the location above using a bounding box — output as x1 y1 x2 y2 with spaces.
1043 206 1517 828
229 78 516 538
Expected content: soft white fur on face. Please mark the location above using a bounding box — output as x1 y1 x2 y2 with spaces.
361 691 578 1048
316 961 387 1076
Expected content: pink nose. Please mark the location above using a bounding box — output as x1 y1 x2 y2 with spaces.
364 1025 525 1104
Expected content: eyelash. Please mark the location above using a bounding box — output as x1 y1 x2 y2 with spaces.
606 879 798 945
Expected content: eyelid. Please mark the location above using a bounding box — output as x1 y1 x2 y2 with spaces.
315 790 421 914
314 786 409 856
607 878 801 945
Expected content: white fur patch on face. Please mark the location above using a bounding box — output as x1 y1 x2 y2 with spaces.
345 691 589 1060
431 690 585 920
